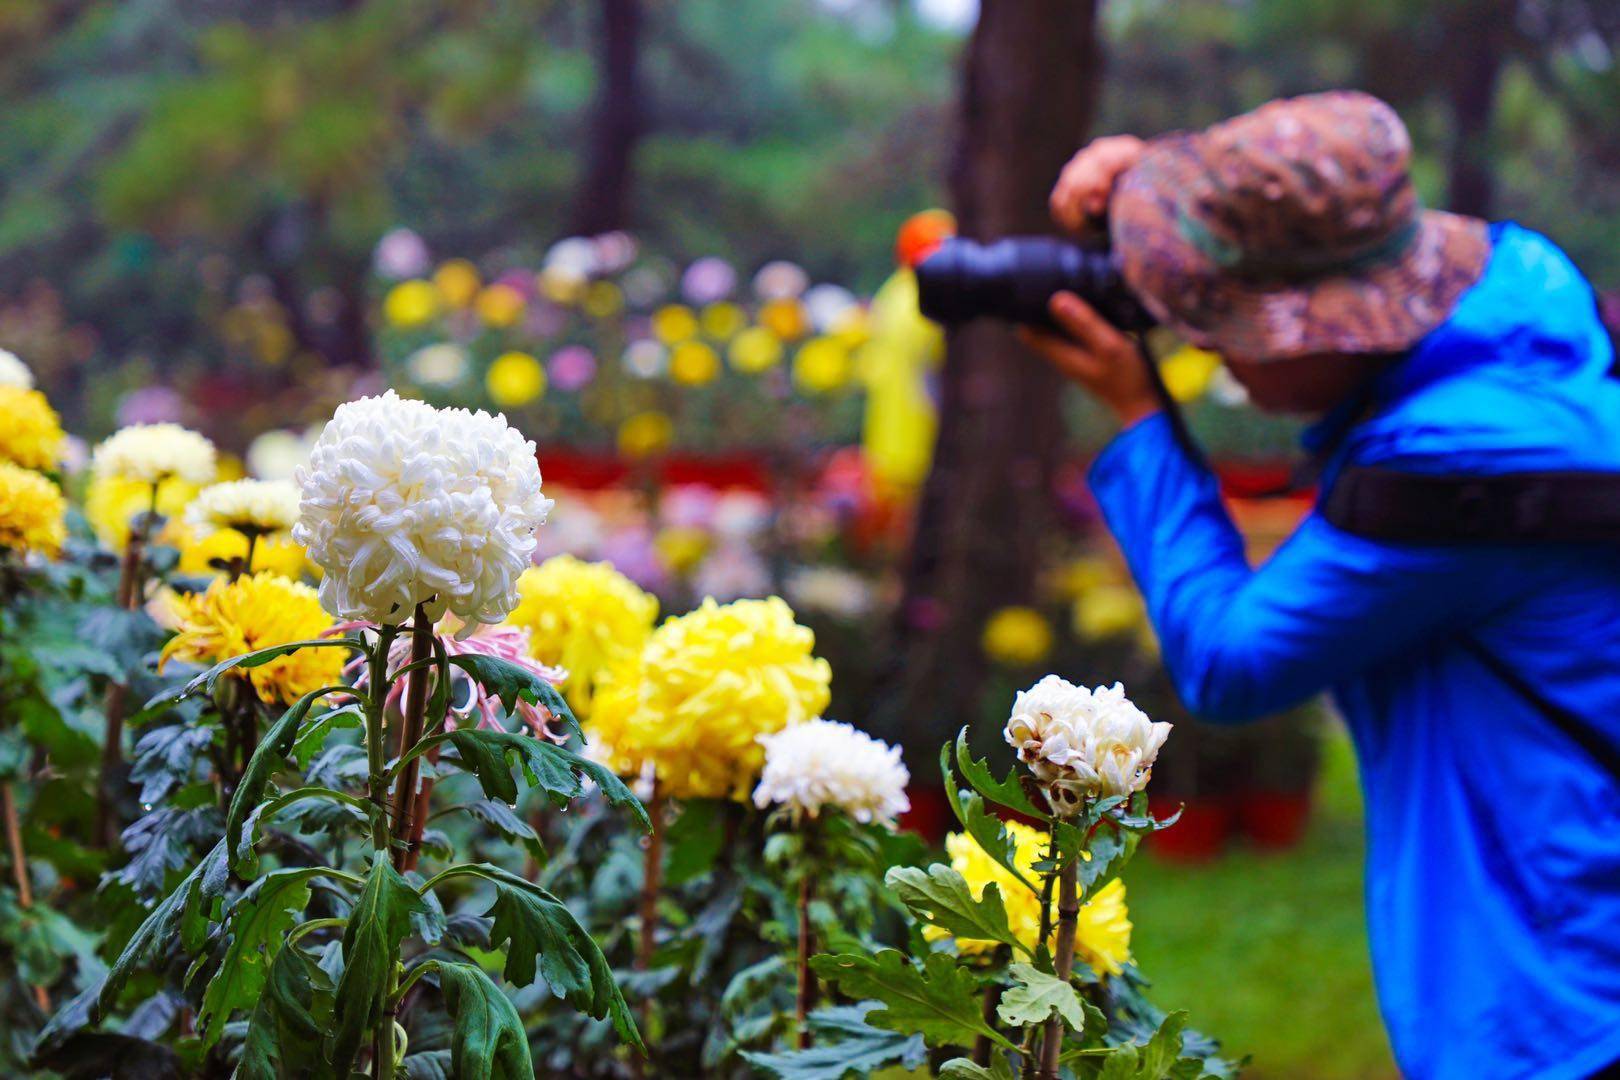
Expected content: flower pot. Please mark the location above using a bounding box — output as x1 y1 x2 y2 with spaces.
1146 795 1232 862
1236 789 1313 851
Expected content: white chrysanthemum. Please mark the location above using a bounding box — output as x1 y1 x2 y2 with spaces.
293 390 552 629
0 350 33 389
91 423 217 487
753 719 910 826
1005 676 1171 813
187 478 301 537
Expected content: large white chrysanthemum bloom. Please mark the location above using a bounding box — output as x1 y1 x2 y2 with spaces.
187 478 301 537
1005 675 1171 813
91 423 217 487
293 390 552 629
753 718 910 826
0 350 33 389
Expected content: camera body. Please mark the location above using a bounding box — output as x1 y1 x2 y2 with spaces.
914 236 1154 332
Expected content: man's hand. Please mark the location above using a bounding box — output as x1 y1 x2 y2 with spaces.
1018 292 1162 429
1049 134 1147 234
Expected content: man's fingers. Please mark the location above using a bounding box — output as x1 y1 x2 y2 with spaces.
1048 291 1116 351
1016 326 1105 380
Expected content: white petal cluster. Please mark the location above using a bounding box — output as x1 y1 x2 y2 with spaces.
1005 676 1171 813
91 423 217 486
0 350 33 389
753 719 910 826
187 478 301 537
293 390 552 629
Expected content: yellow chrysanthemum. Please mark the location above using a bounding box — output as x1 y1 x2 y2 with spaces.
156 572 344 705
982 606 1054 667
486 351 547 407
383 280 441 329
85 473 203 552
617 412 673 459
652 304 700 345
0 386 64 471
166 520 310 581
669 341 721 386
729 326 784 374
0 462 66 556
504 556 658 719
700 302 747 341
586 596 832 800
475 283 526 328
583 281 625 319
792 337 853 394
928 822 1133 977
1159 345 1222 403
654 526 709 574
1072 583 1147 643
760 297 809 341
434 259 481 308
187 478 299 539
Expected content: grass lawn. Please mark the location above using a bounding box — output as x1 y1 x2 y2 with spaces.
1121 728 1399 1079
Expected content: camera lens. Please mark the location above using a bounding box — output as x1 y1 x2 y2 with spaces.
914 236 1153 331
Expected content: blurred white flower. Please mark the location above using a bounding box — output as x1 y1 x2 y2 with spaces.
92 423 217 487
293 390 552 630
753 260 810 300
187 478 300 537
753 718 910 825
0 349 34 389
682 257 738 305
408 343 469 388
784 565 875 621
1005 675 1170 813
545 237 599 277
622 340 669 380
692 542 771 602
246 428 318 483
374 227 431 280
804 284 858 331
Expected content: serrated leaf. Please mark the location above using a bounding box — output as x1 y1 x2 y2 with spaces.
808 950 1014 1051
939 1058 1019 1080
942 745 1039 896
886 864 1026 955
197 867 325 1046
953 728 1045 819
452 799 544 857
996 963 1083 1030
237 939 334 1080
740 1001 929 1079
147 637 361 712
437 961 534 1080
128 720 213 805
112 806 217 897
1079 822 1141 893
1087 1011 1191 1080
440 727 649 832
328 854 426 1075
225 684 348 872
291 703 363 770
447 652 580 738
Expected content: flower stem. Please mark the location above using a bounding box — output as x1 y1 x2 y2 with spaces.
96 493 158 849
389 606 434 871
1037 856 1081 1080
400 745 440 875
365 628 397 855
1 781 48 1011
633 781 665 1076
796 871 816 1048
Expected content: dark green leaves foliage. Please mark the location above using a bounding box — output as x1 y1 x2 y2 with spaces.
740 1002 928 1079
1091 1011 1189 1080
809 950 1013 1051
437 961 534 1080
197 867 324 1046
952 727 1046 819
144 637 359 715
128 719 212 805
237 942 333 1080
329 854 427 1075
444 727 650 831
447 652 580 738
475 863 643 1051
456 799 544 857
885 864 1023 955
79 606 166 676
224 684 345 871
112 806 218 897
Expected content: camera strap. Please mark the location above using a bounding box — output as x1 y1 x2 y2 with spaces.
1321 467 1620 545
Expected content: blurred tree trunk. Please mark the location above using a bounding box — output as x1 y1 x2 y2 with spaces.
894 0 1102 751
1441 0 1511 217
572 0 644 235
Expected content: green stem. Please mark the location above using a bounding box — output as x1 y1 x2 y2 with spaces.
288 916 349 945
365 628 398 854
388 607 434 870
1037 856 1081 1080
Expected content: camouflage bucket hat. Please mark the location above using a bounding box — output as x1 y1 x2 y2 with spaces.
1109 90 1491 360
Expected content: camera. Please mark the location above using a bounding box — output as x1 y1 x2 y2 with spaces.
914 236 1155 332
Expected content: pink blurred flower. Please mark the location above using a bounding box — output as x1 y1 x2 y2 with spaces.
374 228 432 280
681 257 737 304
116 386 184 426
549 345 597 391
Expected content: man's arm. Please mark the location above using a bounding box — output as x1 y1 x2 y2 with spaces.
1089 412 1496 722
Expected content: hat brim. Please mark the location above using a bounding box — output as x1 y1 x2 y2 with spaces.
1110 138 1491 360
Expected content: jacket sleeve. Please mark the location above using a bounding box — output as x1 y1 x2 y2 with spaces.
1088 413 1494 723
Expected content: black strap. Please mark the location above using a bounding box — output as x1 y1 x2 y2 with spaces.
1460 634 1620 783
1323 467 1620 545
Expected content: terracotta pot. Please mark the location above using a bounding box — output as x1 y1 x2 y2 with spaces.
1146 795 1233 862
1236 790 1313 851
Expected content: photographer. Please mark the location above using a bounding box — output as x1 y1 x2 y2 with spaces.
1023 92 1620 1079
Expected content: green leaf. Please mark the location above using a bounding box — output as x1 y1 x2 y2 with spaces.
885 864 1026 956
291 703 363 770
145 637 361 711
437 961 535 1080
808 950 1015 1052
450 799 544 857
996 964 1083 1030
1086 1011 1191 1080
197 867 326 1046
939 1058 1019 1080
129 720 213 805
663 798 724 886
1079 822 1141 893
225 684 350 872
94 839 229 1021
953 727 1045 819
448 652 580 738
437 727 650 832
462 863 643 1051
942 745 1039 896
237 941 334 1080
740 1002 929 1079
401 1049 454 1079
328 854 426 1075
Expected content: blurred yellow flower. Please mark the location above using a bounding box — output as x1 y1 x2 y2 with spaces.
982 606 1054 667
654 526 709 574
86 473 203 551
383 280 440 329
830 306 872 349
475 283 526 328
0 462 66 556
617 412 674 459
586 596 831 800
728 326 783 374
1159 345 1222 403
166 520 309 581
652 304 700 344
0 387 64 471
504 556 659 719
760 297 809 341
669 341 721 386
1072 583 1147 643
700 302 747 340
486 351 547 407
792 337 853 394
584 280 625 319
539 266 587 305
928 822 1132 976
156 572 344 705
434 259 481 308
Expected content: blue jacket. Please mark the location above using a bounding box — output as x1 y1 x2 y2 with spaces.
1090 224 1620 1080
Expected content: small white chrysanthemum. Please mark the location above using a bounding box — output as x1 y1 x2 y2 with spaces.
186 478 301 537
293 390 552 629
753 719 910 826
1005 676 1171 813
91 423 217 487
0 350 33 389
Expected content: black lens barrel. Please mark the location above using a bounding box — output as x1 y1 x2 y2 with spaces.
914 236 1154 331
